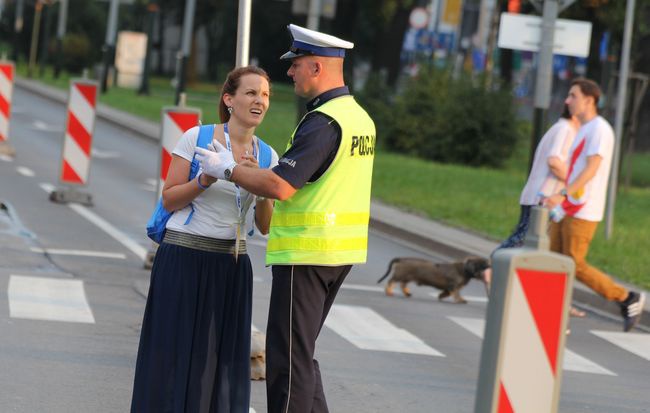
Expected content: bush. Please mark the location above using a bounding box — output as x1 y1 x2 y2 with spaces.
376 68 519 168
62 34 92 74
356 72 394 150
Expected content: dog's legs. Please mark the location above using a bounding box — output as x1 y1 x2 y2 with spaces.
451 289 467 304
385 280 395 296
438 290 450 301
400 282 412 297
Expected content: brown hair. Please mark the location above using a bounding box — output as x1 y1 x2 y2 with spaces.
560 103 571 119
570 78 601 109
218 66 271 123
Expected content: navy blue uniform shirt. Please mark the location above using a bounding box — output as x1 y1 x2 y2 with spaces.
272 86 349 189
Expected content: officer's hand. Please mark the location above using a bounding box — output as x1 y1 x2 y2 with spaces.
195 146 236 180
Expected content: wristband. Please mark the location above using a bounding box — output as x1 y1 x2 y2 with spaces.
256 195 267 202
197 173 211 190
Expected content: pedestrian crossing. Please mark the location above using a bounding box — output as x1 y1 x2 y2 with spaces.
4 274 649 378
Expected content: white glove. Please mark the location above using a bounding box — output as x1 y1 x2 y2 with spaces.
195 140 237 181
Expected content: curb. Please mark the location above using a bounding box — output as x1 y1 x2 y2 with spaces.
15 77 650 332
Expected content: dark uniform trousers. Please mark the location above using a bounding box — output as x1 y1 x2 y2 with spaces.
266 264 352 413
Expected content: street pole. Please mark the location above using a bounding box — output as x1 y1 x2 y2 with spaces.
528 0 558 172
54 0 68 78
295 0 322 122
138 1 158 95
307 0 322 30
235 0 252 67
174 0 196 105
427 0 441 61
604 0 636 239
100 0 120 93
12 0 24 62
27 0 44 78
39 2 53 77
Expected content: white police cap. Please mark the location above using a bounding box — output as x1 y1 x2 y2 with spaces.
280 24 354 60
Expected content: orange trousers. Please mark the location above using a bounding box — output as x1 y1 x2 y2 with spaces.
549 216 628 302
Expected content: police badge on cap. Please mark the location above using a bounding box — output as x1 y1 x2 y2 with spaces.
280 24 354 60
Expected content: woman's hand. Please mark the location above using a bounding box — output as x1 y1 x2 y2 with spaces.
239 154 259 169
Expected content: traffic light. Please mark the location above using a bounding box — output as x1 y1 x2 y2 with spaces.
507 0 521 13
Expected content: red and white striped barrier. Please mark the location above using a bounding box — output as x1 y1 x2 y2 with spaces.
475 207 575 413
0 61 15 143
144 106 201 269
59 80 98 185
157 107 201 196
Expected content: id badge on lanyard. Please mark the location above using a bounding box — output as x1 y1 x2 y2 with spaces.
223 123 258 260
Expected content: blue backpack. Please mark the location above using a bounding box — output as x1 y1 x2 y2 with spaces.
146 124 272 244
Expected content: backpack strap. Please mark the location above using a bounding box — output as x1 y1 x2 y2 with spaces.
189 124 215 180
184 124 214 225
256 136 272 169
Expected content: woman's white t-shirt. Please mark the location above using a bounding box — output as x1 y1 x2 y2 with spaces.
520 118 577 205
165 126 279 239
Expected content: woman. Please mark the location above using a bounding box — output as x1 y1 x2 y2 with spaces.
131 66 278 413
494 104 579 251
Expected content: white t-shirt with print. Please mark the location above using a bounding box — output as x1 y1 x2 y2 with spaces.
565 116 614 222
165 126 279 239
520 118 577 205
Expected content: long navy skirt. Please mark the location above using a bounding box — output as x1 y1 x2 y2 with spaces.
131 242 252 413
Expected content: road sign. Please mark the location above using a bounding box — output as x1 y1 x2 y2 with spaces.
498 12 592 57
409 7 429 30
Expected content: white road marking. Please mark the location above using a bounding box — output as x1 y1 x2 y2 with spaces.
0 154 13 162
16 166 35 177
592 330 650 361
32 120 59 132
30 247 126 259
448 316 616 376
341 284 384 293
325 304 444 357
8 275 95 324
91 148 121 159
429 292 488 303
40 182 147 261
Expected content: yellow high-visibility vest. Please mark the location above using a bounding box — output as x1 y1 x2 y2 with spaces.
266 95 376 265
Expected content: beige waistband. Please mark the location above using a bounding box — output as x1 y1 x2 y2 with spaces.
163 229 247 254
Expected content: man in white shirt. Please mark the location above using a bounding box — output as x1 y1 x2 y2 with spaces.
545 78 645 332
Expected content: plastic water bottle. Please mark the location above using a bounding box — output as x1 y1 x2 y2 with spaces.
549 205 566 223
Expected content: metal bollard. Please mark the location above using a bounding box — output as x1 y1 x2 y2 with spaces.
474 206 575 413
144 104 201 269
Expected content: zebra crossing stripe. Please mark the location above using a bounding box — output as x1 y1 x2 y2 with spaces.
8 275 95 324
324 304 444 357
448 316 616 376
591 330 650 362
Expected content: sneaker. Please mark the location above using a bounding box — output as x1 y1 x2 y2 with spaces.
620 292 646 332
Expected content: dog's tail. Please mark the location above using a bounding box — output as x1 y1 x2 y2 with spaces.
377 258 400 284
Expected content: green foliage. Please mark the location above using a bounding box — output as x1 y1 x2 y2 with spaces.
61 34 92 74
367 68 519 168
355 72 394 150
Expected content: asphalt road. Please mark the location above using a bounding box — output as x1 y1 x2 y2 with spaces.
0 87 648 412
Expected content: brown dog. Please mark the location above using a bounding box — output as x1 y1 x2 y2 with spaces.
377 256 490 303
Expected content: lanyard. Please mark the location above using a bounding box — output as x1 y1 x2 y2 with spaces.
223 123 258 260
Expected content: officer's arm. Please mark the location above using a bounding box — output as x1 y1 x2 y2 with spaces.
230 167 297 201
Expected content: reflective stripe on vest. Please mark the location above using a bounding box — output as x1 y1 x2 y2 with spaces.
266 95 375 266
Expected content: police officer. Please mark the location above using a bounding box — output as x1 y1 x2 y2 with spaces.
196 23 376 413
